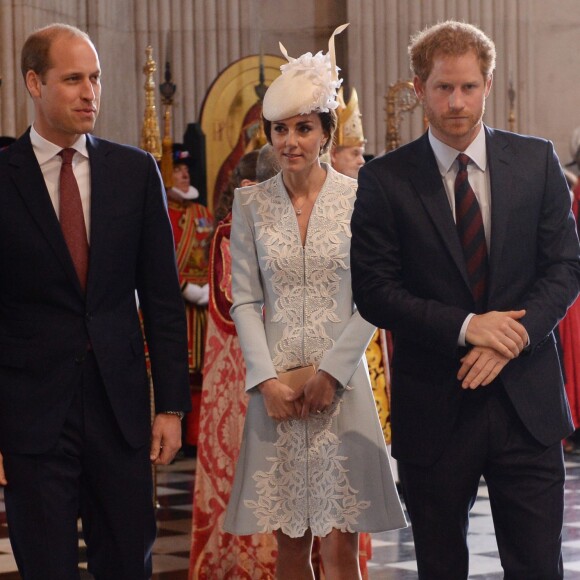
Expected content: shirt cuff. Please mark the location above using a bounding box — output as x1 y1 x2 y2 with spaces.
458 313 476 346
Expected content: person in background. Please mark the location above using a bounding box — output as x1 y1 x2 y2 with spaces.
0 23 190 578
256 142 281 183
329 87 366 179
212 149 260 225
189 148 282 579
224 25 406 579
560 128 580 452
166 145 213 455
351 20 580 579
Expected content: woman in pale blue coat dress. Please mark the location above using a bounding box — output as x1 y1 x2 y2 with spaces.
223 25 406 579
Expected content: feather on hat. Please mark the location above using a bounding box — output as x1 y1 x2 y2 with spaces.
262 24 349 122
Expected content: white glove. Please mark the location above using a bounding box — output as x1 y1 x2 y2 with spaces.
182 282 203 303
197 283 209 306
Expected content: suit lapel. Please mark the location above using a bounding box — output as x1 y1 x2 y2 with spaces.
85 135 114 299
408 133 472 291
8 132 83 293
486 127 513 303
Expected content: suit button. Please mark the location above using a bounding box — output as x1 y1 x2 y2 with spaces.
75 353 86 364
85 313 92 321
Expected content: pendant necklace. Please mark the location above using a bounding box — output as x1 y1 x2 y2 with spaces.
293 197 307 215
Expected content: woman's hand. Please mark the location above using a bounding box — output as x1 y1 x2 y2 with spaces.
301 370 338 419
259 378 303 421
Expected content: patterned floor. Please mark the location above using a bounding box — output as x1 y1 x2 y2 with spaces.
3 454 580 578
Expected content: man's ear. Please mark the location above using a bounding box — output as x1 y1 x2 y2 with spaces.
25 70 42 98
484 73 493 98
413 75 424 101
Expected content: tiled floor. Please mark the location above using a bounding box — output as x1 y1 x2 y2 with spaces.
2 454 580 578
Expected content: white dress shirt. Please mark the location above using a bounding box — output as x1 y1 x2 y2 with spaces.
30 126 91 239
428 126 491 346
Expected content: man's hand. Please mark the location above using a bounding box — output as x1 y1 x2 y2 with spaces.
458 346 510 389
259 378 303 421
300 370 338 419
0 451 6 486
150 414 183 465
465 310 528 359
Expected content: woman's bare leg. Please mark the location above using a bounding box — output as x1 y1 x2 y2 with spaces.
276 528 315 580
319 529 361 580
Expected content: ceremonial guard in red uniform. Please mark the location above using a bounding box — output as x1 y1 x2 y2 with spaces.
167 147 213 449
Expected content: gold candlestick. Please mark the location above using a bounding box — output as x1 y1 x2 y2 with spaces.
140 46 162 161
159 61 177 189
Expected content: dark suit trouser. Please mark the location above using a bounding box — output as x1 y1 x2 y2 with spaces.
4 352 157 580
398 382 565 580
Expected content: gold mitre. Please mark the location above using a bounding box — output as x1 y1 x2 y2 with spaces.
335 87 366 147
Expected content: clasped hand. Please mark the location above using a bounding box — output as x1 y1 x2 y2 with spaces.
259 370 337 421
459 309 528 389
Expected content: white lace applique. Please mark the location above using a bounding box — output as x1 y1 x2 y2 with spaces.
240 167 370 536
243 398 371 537
240 167 354 371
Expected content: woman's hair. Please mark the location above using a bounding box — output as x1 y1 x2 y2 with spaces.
408 20 496 83
213 149 259 226
21 23 92 81
262 109 337 155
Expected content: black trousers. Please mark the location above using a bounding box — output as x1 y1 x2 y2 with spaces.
398 382 565 580
4 352 156 580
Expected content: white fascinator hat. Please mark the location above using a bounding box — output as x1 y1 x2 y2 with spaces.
262 23 349 122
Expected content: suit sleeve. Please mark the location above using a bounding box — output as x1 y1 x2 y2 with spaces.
135 153 191 412
351 163 470 358
229 191 277 391
519 142 580 350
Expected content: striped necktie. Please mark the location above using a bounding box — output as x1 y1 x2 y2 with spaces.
454 153 488 311
58 148 89 291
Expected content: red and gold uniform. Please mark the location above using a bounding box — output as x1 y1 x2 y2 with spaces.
168 198 213 446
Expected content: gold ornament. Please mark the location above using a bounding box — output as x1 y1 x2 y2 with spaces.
335 87 366 148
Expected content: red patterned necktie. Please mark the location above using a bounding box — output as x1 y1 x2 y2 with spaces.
454 153 488 311
58 148 89 291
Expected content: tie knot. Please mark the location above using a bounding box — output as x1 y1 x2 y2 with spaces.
457 153 470 171
59 148 76 165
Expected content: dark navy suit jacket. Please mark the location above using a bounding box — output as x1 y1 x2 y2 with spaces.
0 131 190 454
351 127 580 466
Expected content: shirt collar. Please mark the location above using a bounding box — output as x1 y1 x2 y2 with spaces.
30 125 88 165
428 124 487 175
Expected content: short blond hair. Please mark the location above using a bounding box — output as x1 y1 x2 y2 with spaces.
409 20 496 83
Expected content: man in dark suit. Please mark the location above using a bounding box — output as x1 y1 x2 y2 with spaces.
351 20 580 580
0 23 190 579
